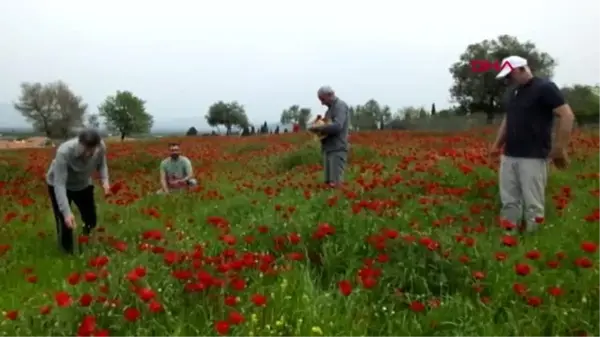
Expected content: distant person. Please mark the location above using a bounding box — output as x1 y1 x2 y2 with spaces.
309 86 350 186
159 142 197 194
491 55 574 232
46 128 111 254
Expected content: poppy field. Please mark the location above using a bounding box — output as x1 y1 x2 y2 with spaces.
0 129 598 336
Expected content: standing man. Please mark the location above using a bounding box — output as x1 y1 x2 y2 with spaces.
159 142 197 194
491 55 575 232
309 86 350 186
46 128 111 254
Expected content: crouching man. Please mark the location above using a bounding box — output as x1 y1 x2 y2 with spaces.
158 142 197 194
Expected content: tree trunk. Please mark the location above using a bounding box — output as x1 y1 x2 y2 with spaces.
486 96 496 124
42 119 52 138
121 133 125 141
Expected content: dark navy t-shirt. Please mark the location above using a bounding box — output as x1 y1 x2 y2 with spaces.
503 77 566 159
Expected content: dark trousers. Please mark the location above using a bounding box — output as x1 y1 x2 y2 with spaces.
47 184 97 254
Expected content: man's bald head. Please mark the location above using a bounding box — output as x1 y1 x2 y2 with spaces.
317 85 336 106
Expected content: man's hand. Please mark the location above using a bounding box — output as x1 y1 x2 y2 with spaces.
102 182 111 196
64 214 77 229
549 146 569 169
488 143 502 160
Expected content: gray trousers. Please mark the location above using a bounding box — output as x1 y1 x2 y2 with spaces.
499 155 548 232
323 151 347 185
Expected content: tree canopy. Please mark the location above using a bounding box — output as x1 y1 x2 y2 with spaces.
98 91 153 141
280 105 312 130
186 126 198 136
14 81 88 138
205 101 249 135
561 84 600 125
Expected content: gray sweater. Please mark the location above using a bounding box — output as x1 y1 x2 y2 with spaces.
320 97 350 153
46 138 109 216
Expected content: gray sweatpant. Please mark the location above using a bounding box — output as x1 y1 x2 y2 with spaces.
323 151 347 185
499 155 548 232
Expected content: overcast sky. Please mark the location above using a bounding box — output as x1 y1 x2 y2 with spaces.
1 0 598 128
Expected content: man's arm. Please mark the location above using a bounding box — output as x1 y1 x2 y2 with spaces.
492 116 507 148
159 162 169 192
97 144 110 186
541 81 575 150
182 158 193 181
319 102 349 135
53 151 73 218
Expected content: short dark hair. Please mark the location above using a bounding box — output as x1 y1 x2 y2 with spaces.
78 128 101 148
168 142 180 148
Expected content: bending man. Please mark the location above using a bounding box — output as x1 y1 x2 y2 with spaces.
46 128 111 254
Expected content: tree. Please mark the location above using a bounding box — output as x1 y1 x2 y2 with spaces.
87 113 100 129
378 105 392 129
431 103 437 116
274 126 280 134
361 99 381 130
438 109 451 117
280 105 312 130
386 106 423 130
561 84 599 126
349 101 384 131
241 126 251 136
349 105 369 131
186 126 198 136
398 106 422 121
99 91 153 141
449 35 556 123
205 101 249 135
348 106 360 131
14 81 87 138
260 121 269 134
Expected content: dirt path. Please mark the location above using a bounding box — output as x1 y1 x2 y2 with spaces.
0 137 51 150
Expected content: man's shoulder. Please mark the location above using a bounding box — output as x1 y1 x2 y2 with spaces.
180 156 192 164
531 77 560 94
160 157 170 166
56 138 78 156
533 77 553 86
336 98 349 109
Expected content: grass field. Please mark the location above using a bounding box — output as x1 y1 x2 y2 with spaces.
0 129 598 336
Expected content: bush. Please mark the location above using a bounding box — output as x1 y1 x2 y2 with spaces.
185 127 198 136
275 144 322 172
275 143 378 173
227 142 267 155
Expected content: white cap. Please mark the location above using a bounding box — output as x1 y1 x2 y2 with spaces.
495 55 528 79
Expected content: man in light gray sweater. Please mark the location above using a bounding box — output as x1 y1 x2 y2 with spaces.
309 86 350 186
46 129 111 254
